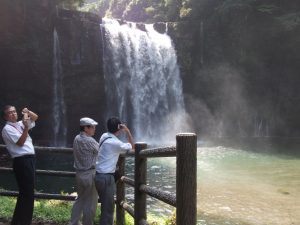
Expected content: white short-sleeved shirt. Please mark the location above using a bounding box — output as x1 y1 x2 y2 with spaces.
96 132 132 173
2 121 35 158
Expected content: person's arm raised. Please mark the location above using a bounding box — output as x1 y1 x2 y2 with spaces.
122 125 134 151
16 120 29 146
22 108 38 121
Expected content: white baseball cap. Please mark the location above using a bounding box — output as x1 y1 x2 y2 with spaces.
80 117 98 126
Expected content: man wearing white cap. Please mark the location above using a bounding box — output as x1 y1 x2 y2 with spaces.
69 117 99 225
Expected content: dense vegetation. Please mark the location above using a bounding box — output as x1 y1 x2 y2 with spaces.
67 0 300 26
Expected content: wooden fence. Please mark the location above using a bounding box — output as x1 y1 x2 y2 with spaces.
0 133 197 225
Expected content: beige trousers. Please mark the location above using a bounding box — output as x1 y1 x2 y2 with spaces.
69 169 98 225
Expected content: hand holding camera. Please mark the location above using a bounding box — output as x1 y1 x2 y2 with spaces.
22 108 30 128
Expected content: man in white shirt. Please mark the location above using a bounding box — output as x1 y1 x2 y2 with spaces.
95 117 134 225
1 105 38 225
69 117 99 225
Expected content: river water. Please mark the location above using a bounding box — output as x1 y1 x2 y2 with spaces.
132 145 300 225
1 144 299 225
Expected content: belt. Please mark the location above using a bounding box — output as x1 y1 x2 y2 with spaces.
76 166 95 172
14 154 35 159
96 172 114 175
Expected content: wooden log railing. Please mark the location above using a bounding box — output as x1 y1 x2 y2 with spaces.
0 133 197 225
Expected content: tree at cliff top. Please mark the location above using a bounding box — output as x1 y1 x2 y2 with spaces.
58 0 85 9
79 0 182 22
78 0 300 25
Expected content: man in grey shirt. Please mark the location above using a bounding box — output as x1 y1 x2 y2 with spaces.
69 117 99 225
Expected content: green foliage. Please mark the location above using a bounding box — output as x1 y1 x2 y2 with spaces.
164 212 176 224
79 0 110 17
123 0 149 21
145 6 156 17
33 200 72 222
164 0 181 21
179 6 192 19
0 196 174 224
0 196 16 219
59 0 86 9
109 0 130 19
80 0 181 22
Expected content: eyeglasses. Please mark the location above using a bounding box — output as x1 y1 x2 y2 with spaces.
6 110 17 115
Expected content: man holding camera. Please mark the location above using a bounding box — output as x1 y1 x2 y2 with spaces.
1 105 38 225
95 117 134 225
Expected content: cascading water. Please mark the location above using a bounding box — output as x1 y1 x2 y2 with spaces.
52 28 67 147
101 19 190 143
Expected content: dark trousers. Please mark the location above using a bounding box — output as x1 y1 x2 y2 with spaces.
12 155 36 225
94 173 115 225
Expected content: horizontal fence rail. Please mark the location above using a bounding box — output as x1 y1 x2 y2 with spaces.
0 133 197 225
0 167 75 177
0 144 73 154
138 146 176 157
139 184 176 207
0 190 76 201
115 133 197 225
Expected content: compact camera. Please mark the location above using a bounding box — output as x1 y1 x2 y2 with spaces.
22 112 29 120
118 124 125 129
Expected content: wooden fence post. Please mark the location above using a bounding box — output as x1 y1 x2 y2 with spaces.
134 142 147 225
116 156 125 225
176 133 197 225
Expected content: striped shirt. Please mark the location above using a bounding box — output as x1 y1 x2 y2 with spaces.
73 132 99 171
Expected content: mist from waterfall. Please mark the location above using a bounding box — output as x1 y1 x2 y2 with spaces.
52 28 67 147
101 19 191 144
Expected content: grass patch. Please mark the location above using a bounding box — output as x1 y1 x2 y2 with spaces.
0 196 16 220
34 200 72 223
0 196 175 225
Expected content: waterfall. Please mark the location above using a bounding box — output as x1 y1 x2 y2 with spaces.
52 28 67 146
200 21 204 65
101 19 190 143
253 115 269 137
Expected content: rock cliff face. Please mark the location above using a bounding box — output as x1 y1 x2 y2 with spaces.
167 13 300 138
0 0 105 146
